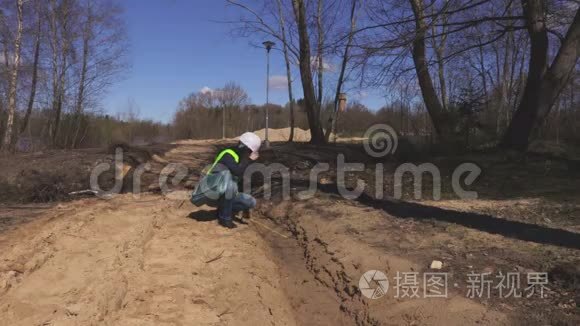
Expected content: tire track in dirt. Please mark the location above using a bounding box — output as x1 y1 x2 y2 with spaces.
0 141 540 325
157 141 509 325
0 197 158 325
258 200 379 326
0 193 299 326
259 198 510 326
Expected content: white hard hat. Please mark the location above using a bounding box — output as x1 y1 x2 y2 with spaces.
239 132 261 153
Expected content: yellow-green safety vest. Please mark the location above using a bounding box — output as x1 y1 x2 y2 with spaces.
206 149 240 174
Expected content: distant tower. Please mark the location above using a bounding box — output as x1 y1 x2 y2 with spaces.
333 93 347 142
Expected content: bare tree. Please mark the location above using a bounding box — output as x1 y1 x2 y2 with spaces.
275 0 296 142
409 0 454 143
19 0 42 136
227 0 326 144
292 0 325 144
49 0 72 146
502 1 580 150
70 0 93 148
316 0 324 111
326 0 357 142
430 0 449 111
60 0 126 148
216 82 249 138
0 0 126 151
1 0 24 152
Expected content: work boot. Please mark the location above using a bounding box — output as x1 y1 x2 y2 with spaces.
233 215 248 225
218 219 237 229
242 210 251 219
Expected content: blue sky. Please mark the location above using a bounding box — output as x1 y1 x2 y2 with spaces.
104 0 385 123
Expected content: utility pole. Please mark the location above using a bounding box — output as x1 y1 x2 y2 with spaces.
263 41 275 148
222 105 226 139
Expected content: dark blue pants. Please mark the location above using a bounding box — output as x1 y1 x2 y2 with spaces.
217 181 256 222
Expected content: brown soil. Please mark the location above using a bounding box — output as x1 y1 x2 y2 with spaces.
0 140 578 325
0 143 176 205
252 127 312 142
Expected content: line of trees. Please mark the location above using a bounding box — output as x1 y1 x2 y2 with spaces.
1 0 577 152
172 81 439 144
173 82 310 140
173 78 579 148
0 0 129 152
227 0 579 150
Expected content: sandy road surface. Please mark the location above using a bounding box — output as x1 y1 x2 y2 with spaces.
0 195 508 325
0 142 298 325
3 141 574 325
0 194 299 325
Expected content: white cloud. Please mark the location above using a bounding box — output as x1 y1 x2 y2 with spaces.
269 75 288 90
354 90 369 100
310 56 334 72
200 86 213 94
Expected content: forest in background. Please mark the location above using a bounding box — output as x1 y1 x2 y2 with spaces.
0 0 578 152
171 81 437 141
225 0 579 150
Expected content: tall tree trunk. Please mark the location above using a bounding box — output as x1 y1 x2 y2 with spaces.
2 14 10 102
325 0 357 142
534 9 579 122
2 42 8 72
430 2 448 111
2 0 24 152
316 0 323 117
49 0 60 145
501 2 579 150
507 32 521 114
291 0 325 144
53 56 67 147
275 0 295 142
50 0 71 147
0 39 7 120
436 47 448 111
409 0 453 142
72 2 92 149
497 30 512 136
511 40 528 115
488 0 516 136
20 5 42 135
477 38 489 113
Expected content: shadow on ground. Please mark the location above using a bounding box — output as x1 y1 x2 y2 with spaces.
188 210 216 222
263 180 580 251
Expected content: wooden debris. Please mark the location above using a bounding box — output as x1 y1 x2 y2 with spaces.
205 250 225 264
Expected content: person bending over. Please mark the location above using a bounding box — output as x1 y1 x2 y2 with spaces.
207 132 261 229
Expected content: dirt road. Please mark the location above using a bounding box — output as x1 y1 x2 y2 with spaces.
0 141 577 325
0 192 303 325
